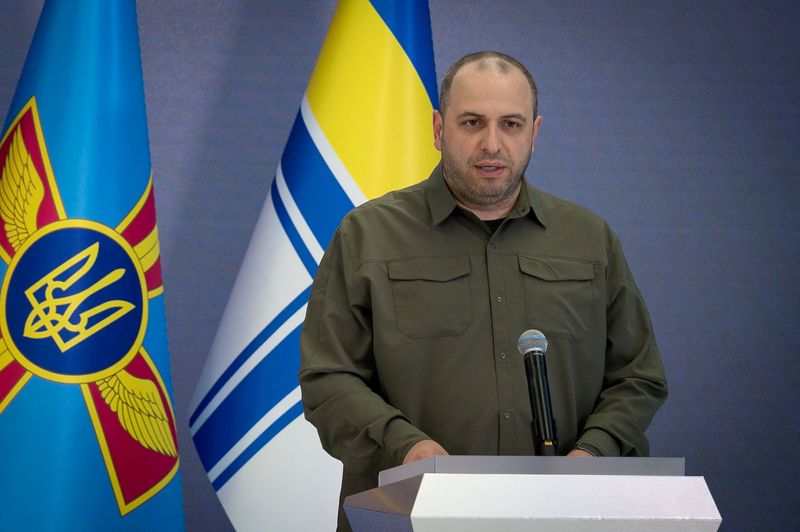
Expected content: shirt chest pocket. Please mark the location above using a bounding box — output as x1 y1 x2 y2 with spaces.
518 256 596 342
387 257 472 339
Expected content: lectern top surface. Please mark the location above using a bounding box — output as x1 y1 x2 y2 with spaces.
379 455 686 487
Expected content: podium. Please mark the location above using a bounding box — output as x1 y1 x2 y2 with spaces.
344 456 721 531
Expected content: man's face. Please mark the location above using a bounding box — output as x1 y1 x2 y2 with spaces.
433 62 542 211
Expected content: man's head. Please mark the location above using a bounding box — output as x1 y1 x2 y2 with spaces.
439 51 538 119
433 52 542 218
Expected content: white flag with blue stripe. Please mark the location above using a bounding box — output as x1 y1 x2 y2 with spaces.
189 1 439 529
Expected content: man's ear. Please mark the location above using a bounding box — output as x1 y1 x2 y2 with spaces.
530 115 543 153
433 110 443 151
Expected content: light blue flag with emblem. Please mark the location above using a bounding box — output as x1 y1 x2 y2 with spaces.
189 0 439 529
0 1 185 529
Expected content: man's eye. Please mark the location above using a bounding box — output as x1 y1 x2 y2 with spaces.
506 121 521 128
464 119 480 127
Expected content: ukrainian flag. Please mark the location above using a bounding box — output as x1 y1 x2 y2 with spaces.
0 1 184 529
189 1 439 529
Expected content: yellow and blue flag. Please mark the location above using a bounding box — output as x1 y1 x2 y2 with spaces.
189 0 439 529
0 1 184 529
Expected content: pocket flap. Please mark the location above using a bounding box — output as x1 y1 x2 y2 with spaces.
388 256 471 282
518 256 595 281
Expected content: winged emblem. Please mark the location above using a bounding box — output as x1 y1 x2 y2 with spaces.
0 127 45 251
0 98 179 514
96 369 177 457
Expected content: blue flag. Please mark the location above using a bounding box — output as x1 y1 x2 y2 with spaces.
0 1 185 529
189 0 439 529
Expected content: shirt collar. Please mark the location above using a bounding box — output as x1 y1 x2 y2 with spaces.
425 163 547 227
520 179 548 227
426 164 458 225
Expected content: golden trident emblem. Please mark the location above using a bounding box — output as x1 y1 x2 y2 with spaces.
23 241 135 352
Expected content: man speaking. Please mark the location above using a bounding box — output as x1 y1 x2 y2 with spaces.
299 51 668 531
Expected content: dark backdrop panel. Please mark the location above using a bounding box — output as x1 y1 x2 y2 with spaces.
1 1 797 530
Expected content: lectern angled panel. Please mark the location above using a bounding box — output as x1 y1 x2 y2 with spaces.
344 475 421 532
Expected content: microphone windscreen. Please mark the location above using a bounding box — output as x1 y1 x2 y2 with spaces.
517 329 548 355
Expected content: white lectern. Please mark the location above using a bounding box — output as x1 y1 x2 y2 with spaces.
344 456 721 531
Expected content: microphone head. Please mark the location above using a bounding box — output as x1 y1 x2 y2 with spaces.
517 329 548 355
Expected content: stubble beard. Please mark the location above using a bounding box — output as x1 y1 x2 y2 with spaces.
441 142 530 208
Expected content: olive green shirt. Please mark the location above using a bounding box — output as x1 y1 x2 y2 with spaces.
299 164 667 518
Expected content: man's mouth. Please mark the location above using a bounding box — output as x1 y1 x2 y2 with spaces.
474 163 507 176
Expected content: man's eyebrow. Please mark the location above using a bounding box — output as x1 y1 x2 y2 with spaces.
456 111 485 119
456 111 528 122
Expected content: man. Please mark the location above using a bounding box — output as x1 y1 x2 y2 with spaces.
299 51 667 530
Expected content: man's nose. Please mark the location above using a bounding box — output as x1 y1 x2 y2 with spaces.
481 124 501 153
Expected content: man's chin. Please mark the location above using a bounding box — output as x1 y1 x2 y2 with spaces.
467 187 517 206
473 180 522 203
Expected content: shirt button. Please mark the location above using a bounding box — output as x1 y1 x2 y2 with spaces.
499 352 507 359
503 411 512 420
489 243 496 250
495 296 502 303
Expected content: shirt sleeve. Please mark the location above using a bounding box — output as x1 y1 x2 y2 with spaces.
299 227 430 472
577 229 668 456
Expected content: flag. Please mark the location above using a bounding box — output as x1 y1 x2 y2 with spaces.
0 1 185 529
189 0 439 529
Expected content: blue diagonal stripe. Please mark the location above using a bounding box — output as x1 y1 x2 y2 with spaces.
369 0 438 108
281 111 354 250
193 325 304 472
211 400 305 491
188 286 311 428
272 178 318 278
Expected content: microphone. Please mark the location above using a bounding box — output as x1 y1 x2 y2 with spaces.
517 329 558 456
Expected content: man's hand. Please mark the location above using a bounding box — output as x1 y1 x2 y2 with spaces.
403 439 449 464
567 448 593 457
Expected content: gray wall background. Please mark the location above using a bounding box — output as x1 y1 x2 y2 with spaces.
1 1 797 530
